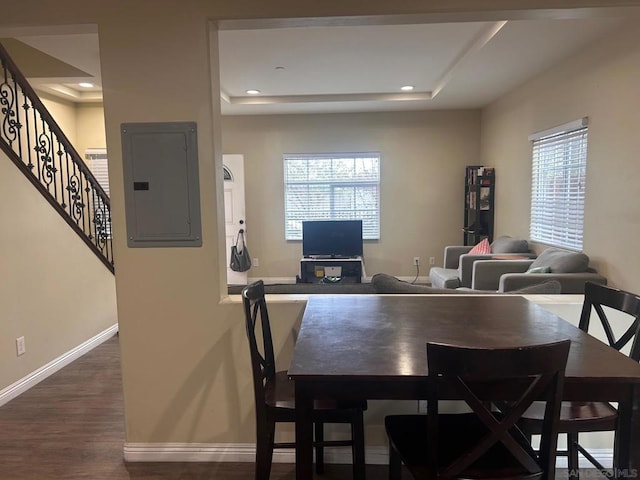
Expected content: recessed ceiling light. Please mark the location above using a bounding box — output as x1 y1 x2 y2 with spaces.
401 85 415 91
246 89 261 95
78 82 94 88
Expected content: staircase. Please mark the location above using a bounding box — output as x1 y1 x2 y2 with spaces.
0 41 114 272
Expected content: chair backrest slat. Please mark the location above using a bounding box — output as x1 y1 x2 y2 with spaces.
579 282 640 362
426 340 571 480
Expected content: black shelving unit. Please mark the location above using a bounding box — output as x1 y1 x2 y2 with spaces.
463 165 495 246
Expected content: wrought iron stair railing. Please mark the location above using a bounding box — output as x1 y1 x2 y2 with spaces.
0 41 113 272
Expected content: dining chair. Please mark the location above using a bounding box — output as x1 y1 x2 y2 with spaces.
518 281 640 480
241 280 367 480
385 339 571 480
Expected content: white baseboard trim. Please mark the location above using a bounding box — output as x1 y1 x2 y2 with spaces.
124 443 388 464
0 323 119 407
124 443 612 468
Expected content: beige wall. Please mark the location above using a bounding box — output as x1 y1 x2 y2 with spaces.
222 110 480 278
40 96 106 158
0 75 115 397
76 103 107 155
40 93 77 147
0 149 117 390
481 20 640 294
2 0 640 454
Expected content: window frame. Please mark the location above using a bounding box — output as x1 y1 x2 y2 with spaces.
283 152 381 241
529 118 588 251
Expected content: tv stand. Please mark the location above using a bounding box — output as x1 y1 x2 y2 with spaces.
305 255 359 260
299 257 363 284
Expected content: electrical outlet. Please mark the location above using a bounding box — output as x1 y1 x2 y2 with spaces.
429 256 436 265
413 256 420 266
252 257 260 267
16 336 26 356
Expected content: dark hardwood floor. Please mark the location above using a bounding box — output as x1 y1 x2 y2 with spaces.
0 334 581 479
0 334 387 480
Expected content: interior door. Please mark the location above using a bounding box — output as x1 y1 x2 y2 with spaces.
223 154 248 285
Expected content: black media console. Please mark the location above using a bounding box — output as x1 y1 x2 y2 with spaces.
299 257 363 284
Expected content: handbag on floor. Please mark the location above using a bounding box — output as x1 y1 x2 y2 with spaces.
230 230 251 272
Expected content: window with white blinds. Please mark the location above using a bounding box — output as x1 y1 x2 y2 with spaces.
85 149 110 196
529 120 588 250
284 153 380 240
85 148 111 237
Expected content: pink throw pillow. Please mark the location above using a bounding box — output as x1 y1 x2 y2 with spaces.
468 238 491 255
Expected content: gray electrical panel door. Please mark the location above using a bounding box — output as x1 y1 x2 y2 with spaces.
122 122 202 247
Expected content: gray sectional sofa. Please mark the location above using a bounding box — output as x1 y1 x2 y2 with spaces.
470 248 607 294
429 236 535 289
429 237 607 294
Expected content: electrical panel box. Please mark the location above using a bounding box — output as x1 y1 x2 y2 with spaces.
121 122 202 248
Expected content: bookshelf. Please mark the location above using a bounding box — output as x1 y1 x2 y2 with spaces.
463 165 495 246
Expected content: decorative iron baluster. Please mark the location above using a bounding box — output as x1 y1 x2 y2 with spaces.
22 91 33 171
55 138 63 208
62 149 70 210
50 126 59 202
0 66 18 146
12 69 22 159
38 117 55 191
92 188 108 250
81 171 89 240
74 161 83 230
32 95 42 181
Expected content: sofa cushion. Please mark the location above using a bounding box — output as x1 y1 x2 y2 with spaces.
428 267 461 289
373 273 561 295
457 280 562 294
508 280 562 294
490 236 530 254
526 266 552 274
528 248 589 273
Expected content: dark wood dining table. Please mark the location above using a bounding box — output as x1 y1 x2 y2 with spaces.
288 295 640 480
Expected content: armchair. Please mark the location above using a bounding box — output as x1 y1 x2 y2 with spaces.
470 248 607 293
429 236 534 289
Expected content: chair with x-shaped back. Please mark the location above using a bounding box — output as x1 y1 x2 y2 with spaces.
518 281 640 479
385 339 570 480
242 280 367 480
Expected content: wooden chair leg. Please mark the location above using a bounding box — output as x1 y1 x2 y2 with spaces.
352 412 366 480
315 421 325 474
389 442 402 480
255 421 275 480
567 432 580 480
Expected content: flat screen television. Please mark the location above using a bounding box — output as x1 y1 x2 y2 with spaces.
302 220 363 258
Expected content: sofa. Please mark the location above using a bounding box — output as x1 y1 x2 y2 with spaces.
470 248 607 294
371 273 561 294
429 236 535 289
